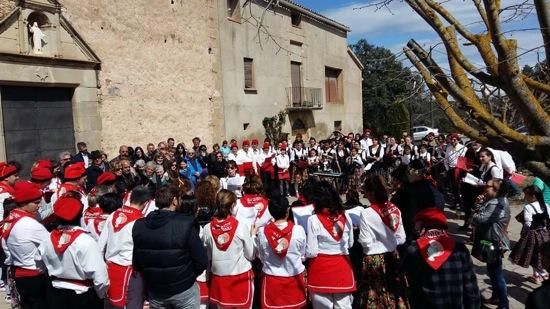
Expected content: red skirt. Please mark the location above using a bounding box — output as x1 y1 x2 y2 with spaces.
262 273 306 309
239 162 255 176
197 280 209 301
278 170 290 180
210 270 253 309
307 254 356 294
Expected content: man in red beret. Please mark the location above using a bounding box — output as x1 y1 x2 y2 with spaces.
38 196 108 309
51 162 88 210
98 186 150 309
30 166 55 221
401 207 480 308
249 139 262 175
3 181 49 309
236 140 254 176
227 143 239 162
0 161 20 219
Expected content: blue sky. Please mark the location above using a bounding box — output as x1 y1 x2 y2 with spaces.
294 0 543 67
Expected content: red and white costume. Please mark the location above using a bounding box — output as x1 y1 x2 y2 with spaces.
82 207 109 241
2 209 49 278
203 216 254 309
358 202 406 255
273 153 290 180
0 182 14 220
256 221 307 309
305 212 356 308
236 149 254 176
122 192 158 217
291 203 314 232
234 194 272 229
51 182 88 211
98 206 144 308
38 226 109 296
248 148 262 174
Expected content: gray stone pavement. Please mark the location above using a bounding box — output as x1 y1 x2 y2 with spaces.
0 198 537 309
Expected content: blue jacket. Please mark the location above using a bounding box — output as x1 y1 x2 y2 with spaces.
185 157 203 185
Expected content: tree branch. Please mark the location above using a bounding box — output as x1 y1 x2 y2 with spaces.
534 0 550 79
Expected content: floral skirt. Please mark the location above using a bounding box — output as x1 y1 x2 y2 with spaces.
510 228 550 269
359 252 409 309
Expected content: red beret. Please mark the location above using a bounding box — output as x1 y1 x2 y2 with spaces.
31 167 53 182
97 172 116 185
230 143 238 149
414 207 447 228
364 128 372 133
34 160 52 170
0 162 18 180
449 133 460 140
64 162 86 180
242 140 250 147
13 181 42 204
262 142 270 150
53 196 83 221
279 143 287 151
251 139 259 145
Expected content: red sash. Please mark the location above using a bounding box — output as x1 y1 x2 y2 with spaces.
241 194 268 220
307 254 356 293
197 280 209 301
316 212 346 241
2 209 35 240
107 262 133 308
261 156 275 178
112 206 143 233
264 221 293 258
416 229 456 270
210 270 253 309
239 162 255 176
370 202 401 232
50 227 86 254
261 273 306 309
210 216 239 251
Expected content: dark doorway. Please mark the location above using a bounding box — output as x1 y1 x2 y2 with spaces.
1 86 75 176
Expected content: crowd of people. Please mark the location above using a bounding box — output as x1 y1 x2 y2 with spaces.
0 128 549 309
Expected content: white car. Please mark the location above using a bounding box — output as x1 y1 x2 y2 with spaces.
412 126 439 141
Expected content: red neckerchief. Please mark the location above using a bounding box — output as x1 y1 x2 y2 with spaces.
0 182 14 196
111 206 143 233
241 194 268 219
316 211 346 241
210 216 239 251
1 209 35 240
50 226 86 254
296 195 308 206
264 221 294 258
369 202 401 232
416 229 456 270
83 207 103 226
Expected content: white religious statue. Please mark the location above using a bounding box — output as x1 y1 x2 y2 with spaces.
29 22 46 54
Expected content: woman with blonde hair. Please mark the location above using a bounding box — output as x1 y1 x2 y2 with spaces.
202 190 254 309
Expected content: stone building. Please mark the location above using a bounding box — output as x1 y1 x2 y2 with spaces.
0 0 362 169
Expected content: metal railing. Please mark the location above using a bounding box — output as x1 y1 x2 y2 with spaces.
285 87 323 109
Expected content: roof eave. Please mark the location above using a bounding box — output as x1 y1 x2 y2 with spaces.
278 0 351 33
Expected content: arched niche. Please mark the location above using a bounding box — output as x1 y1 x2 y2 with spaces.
25 11 53 55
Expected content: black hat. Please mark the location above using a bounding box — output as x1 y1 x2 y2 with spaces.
90 150 102 160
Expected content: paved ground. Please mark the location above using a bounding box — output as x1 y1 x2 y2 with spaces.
0 198 537 309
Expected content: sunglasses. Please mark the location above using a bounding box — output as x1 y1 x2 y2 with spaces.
115 168 122 171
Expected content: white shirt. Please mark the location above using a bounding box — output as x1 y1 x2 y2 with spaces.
290 148 307 162
273 154 290 170
227 153 238 162
98 209 140 266
523 201 550 228
305 213 354 258
479 162 503 181
4 216 49 269
358 207 406 255
256 222 306 276
360 138 373 150
236 150 252 165
38 226 109 296
203 219 254 276
0 183 13 220
444 143 466 170
220 175 245 198
234 198 273 229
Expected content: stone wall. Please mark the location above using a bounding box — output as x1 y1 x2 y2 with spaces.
59 0 223 156
0 0 15 21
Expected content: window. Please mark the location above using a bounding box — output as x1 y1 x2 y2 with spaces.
291 12 302 27
334 121 342 131
227 0 240 20
325 67 343 103
243 58 255 90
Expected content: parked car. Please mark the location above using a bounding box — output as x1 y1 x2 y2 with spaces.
412 126 439 141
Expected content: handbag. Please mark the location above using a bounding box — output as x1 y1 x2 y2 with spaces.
472 239 499 264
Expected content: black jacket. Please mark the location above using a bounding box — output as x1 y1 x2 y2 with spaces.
132 210 207 298
85 165 103 191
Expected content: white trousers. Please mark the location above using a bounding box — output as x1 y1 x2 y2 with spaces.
310 292 353 309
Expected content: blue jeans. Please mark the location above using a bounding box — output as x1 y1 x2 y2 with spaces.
487 256 509 309
149 283 199 309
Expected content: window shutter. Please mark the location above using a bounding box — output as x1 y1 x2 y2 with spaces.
244 58 254 89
